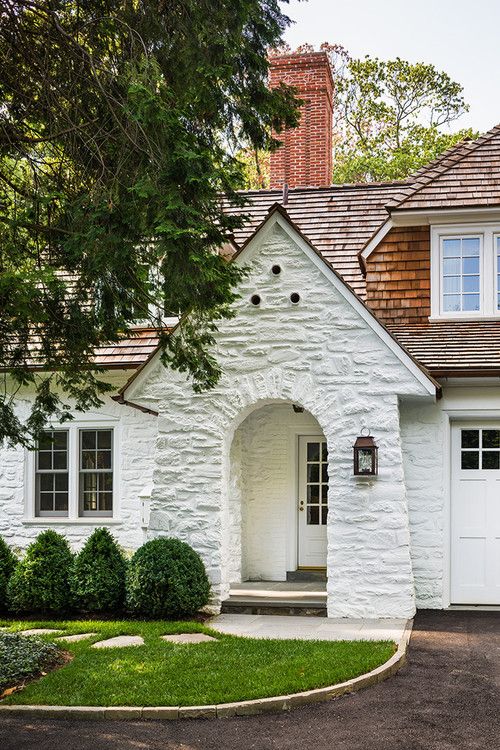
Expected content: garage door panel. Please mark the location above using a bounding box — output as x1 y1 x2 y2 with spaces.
454 479 487 531
456 537 486 588
451 424 500 605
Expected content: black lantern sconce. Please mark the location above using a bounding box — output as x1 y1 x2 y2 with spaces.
353 428 378 476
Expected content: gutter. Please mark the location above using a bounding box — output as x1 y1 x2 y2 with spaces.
111 394 159 417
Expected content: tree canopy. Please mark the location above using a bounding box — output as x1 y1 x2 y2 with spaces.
331 52 478 183
0 0 300 446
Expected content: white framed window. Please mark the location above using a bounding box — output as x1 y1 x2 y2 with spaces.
431 224 500 319
28 422 119 521
79 429 113 517
35 430 69 517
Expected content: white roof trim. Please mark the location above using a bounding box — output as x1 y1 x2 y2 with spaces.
360 218 393 262
236 209 437 398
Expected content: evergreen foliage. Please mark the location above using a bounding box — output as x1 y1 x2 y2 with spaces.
0 1 300 447
7 530 73 614
126 538 210 618
70 528 126 613
0 537 17 611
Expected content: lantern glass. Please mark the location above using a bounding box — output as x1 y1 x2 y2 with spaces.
357 448 373 474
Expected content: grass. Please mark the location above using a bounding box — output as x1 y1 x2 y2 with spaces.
0 619 396 707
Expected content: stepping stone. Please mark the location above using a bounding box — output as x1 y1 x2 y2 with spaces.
161 633 217 645
55 633 97 643
92 635 144 649
20 628 62 636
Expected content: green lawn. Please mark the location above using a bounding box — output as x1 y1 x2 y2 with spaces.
0 619 395 707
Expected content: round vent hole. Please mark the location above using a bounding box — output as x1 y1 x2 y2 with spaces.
250 294 261 306
271 265 282 275
290 292 300 304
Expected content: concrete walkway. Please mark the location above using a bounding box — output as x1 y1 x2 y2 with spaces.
210 613 409 643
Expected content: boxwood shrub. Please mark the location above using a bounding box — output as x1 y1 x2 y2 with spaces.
0 632 64 692
70 527 126 613
7 530 73 614
126 538 210 618
0 537 17 611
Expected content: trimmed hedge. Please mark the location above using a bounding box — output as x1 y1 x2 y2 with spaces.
7 530 73 614
126 538 210 618
0 537 17 611
70 528 126 613
0 632 64 691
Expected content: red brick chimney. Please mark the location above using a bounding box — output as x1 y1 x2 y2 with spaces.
269 51 334 189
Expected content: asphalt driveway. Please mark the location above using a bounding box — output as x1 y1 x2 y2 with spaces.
1 610 498 750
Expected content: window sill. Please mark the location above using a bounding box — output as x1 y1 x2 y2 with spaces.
23 518 123 526
428 315 500 322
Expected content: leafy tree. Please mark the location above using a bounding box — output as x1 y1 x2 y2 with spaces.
0 1 300 446
332 54 478 183
70 528 126 613
7 530 73 614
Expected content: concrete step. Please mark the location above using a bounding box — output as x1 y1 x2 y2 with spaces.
220 598 327 617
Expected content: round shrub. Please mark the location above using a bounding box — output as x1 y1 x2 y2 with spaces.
0 537 17 611
126 538 210 618
70 527 126 613
7 530 73 614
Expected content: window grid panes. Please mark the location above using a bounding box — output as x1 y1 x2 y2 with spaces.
306 441 328 526
79 429 113 515
461 428 500 470
441 236 480 313
35 430 69 516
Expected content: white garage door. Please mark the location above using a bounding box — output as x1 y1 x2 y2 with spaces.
451 424 500 604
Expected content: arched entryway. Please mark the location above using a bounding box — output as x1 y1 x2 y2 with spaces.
227 400 328 584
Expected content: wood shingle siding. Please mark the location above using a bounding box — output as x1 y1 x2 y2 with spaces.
364 227 431 325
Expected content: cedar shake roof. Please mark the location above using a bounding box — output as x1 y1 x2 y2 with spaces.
387 124 500 212
16 126 500 376
93 328 161 368
225 182 405 297
6 327 162 371
386 321 500 376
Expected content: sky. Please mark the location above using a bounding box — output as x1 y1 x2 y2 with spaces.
281 0 500 133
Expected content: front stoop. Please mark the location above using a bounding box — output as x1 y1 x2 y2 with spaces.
220 601 326 617
221 581 327 617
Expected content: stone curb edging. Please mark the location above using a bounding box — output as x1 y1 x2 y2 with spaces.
0 620 412 721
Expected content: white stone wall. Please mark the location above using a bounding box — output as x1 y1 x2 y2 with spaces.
130 218 434 617
0 372 158 555
400 401 447 609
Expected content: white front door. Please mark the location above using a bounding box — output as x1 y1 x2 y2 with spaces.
298 436 328 568
451 424 500 604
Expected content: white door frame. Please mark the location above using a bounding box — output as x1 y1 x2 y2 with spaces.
296 434 328 569
445 413 500 606
285 429 325 573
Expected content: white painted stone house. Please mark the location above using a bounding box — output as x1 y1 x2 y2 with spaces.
2 50 500 617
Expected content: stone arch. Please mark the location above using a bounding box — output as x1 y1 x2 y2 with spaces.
216 371 333 598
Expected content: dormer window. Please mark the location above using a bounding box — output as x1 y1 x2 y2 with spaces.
441 236 481 313
431 225 500 319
